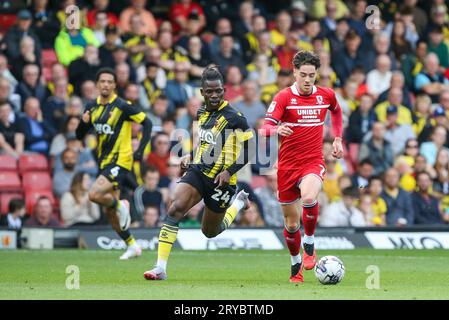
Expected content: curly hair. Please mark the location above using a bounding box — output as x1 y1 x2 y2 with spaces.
292 50 321 70
201 65 224 86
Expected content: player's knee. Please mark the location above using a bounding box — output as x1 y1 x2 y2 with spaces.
201 227 218 239
168 200 190 217
285 222 299 232
302 197 317 206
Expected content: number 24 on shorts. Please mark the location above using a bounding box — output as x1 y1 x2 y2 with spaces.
212 187 230 204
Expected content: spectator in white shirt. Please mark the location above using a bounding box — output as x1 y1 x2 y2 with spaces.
366 54 393 99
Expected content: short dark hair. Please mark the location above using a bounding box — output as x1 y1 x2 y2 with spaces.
342 186 360 198
201 65 224 86
368 175 382 185
144 166 160 176
8 198 24 213
95 67 117 83
292 50 321 70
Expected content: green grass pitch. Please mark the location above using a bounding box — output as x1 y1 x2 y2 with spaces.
1 249 448 300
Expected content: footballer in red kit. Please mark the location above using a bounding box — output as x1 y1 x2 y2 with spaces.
260 50 343 283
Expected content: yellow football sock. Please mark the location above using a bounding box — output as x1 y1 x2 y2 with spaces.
157 224 179 268
222 204 239 230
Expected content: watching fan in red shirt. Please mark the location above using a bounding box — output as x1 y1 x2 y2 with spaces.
169 0 206 34
259 50 343 283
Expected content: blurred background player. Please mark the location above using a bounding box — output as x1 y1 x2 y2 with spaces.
144 66 252 280
260 50 343 283
76 68 152 260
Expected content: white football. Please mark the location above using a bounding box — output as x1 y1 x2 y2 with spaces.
314 255 345 285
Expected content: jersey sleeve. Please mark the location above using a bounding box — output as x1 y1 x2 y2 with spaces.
122 100 146 123
327 88 340 111
233 112 254 142
265 90 287 125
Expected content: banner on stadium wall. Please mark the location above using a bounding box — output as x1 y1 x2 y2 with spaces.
78 229 170 250
0 230 17 249
364 232 449 249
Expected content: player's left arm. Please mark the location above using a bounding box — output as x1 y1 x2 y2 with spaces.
329 90 344 159
125 101 153 161
214 114 255 187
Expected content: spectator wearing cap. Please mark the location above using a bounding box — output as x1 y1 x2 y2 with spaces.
332 29 364 85
169 0 206 35
0 102 24 158
412 171 448 224
99 24 122 68
4 9 42 61
427 25 449 69
414 53 449 104
381 167 415 226
24 196 60 227
359 122 394 176
418 106 449 147
319 186 367 227
374 87 413 125
120 0 157 38
87 0 119 28
345 93 377 144
54 19 100 67
123 14 156 66
382 105 416 157
31 0 61 49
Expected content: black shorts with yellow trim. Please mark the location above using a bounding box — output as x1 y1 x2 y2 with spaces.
99 163 129 190
179 165 236 213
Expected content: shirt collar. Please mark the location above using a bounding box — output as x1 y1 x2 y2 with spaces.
97 93 117 106
290 83 317 96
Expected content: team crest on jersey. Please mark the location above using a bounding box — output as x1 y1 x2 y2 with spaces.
290 98 298 104
267 101 276 113
316 95 323 105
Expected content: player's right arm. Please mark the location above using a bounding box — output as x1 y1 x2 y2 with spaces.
75 106 94 140
259 90 293 137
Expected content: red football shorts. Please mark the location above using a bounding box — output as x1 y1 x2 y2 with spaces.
277 161 326 204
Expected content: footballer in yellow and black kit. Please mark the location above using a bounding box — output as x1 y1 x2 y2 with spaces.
76 93 152 189
180 100 254 213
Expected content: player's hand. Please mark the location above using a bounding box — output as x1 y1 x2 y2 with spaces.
332 137 344 159
180 154 191 175
277 124 294 137
214 170 230 188
81 110 91 124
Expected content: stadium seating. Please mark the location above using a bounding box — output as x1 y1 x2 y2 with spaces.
18 153 49 173
25 190 56 215
22 172 53 192
0 171 21 192
0 155 18 171
0 192 23 215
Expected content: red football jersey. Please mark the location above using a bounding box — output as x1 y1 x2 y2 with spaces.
265 83 341 171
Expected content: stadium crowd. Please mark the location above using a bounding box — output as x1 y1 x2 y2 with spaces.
1 0 449 231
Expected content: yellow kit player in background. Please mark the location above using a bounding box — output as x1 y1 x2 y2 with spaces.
76 68 153 260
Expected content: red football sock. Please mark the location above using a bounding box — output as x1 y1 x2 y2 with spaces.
283 227 301 256
302 201 319 236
